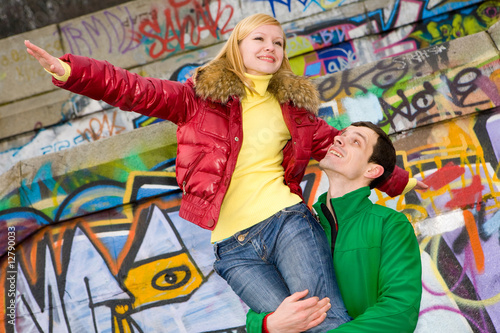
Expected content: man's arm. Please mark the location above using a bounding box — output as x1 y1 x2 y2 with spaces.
327 217 422 333
246 309 266 333
246 290 330 333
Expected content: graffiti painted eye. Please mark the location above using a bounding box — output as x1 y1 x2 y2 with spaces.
152 265 191 290
484 7 498 18
164 272 178 284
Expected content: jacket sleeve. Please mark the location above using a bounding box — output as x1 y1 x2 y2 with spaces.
376 166 410 197
52 54 194 125
328 218 422 333
246 309 267 333
311 117 340 161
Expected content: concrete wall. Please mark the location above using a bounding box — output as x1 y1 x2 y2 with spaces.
0 0 132 39
1 0 500 332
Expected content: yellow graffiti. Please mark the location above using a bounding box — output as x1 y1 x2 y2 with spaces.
477 1 500 27
397 113 500 313
490 69 500 89
411 1 500 47
318 0 345 10
287 36 314 58
123 252 203 309
123 171 177 204
113 309 133 333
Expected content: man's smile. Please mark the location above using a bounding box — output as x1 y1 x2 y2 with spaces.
328 146 344 158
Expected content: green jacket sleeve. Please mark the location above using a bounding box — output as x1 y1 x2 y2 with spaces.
328 218 422 332
246 309 268 333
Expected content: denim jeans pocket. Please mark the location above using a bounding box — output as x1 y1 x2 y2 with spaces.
280 203 319 231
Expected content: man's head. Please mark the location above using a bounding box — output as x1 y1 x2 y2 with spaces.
319 121 396 190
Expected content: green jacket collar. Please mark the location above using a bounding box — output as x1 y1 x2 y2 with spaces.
314 186 372 225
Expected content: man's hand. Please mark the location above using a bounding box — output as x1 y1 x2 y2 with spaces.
415 180 428 191
25 40 65 76
266 290 331 333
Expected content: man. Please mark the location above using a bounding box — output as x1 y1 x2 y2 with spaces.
246 121 423 332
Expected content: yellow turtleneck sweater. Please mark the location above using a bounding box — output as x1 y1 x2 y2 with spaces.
211 73 301 242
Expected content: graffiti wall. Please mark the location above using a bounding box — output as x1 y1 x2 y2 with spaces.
1 172 250 332
311 24 500 332
2 110 500 332
2 0 500 172
288 0 500 76
1 0 500 332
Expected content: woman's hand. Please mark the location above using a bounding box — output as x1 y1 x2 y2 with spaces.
25 40 65 76
415 180 429 191
266 290 331 333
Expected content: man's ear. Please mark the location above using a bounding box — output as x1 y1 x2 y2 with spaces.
365 164 384 180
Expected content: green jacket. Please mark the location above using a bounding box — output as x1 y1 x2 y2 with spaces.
246 187 422 332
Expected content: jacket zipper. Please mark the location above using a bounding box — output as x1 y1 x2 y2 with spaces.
320 202 339 254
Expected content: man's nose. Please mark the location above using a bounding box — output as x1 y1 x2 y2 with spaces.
335 136 344 146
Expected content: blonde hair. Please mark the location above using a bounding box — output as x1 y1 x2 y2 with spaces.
194 13 292 92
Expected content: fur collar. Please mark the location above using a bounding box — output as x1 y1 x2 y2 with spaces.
193 58 320 114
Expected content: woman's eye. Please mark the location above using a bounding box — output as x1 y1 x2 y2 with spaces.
274 41 283 46
254 37 263 41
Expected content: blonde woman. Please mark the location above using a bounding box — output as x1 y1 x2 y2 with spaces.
26 13 423 331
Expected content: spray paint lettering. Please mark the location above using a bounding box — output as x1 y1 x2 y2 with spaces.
139 0 234 59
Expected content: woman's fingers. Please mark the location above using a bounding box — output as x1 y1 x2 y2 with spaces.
24 40 65 76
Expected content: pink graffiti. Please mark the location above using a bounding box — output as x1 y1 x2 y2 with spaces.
476 75 500 106
372 0 422 58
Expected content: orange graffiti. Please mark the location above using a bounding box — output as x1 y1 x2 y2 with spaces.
463 209 485 274
77 111 126 142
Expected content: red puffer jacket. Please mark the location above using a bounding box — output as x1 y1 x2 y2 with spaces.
53 55 408 230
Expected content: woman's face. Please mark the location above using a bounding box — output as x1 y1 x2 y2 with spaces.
238 24 284 75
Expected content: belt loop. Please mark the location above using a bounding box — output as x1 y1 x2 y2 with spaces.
213 242 220 260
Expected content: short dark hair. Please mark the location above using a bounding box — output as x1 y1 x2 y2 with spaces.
350 121 396 189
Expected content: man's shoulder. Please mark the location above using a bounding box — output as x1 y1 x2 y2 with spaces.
370 203 409 222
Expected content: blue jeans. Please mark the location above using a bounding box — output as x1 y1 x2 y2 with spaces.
213 202 350 332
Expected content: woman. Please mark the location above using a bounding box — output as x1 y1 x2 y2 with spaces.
26 13 418 331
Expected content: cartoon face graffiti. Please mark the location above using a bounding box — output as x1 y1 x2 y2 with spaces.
122 205 205 309
123 252 203 308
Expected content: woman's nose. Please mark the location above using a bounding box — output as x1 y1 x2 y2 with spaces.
265 43 274 52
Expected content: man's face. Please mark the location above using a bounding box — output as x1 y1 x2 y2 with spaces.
238 25 285 76
319 125 379 182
